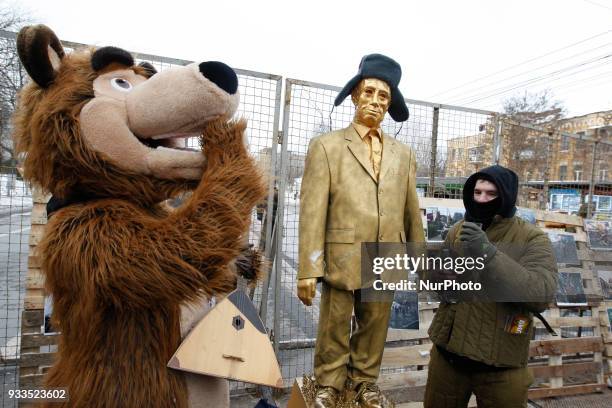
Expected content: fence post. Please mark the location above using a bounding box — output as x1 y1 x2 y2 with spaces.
492 115 502 165
587 140 599 218
272 79 293 356
263 79 283 259
258 77 283 328
541 131 554 210
428 106 440 197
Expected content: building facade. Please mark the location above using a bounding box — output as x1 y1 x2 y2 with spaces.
443 110 612 215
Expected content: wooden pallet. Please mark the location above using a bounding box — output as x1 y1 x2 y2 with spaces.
604 319 612 384
378 330 606 403
19 186 54 390
529 337 606 398
19 187 52 408
520 210 608 398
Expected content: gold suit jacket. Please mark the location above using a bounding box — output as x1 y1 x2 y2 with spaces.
298 126 425 290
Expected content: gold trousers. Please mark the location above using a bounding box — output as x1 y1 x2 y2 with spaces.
314 281 392 391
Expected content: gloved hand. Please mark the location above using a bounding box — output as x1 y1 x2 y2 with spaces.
457 222 497 262
235 245 263 284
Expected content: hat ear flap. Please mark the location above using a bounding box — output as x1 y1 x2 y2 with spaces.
17 24 65 88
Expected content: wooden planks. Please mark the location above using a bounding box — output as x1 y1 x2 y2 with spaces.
578 248 612 263
528 336 605 399
386 329 430 343
540 227 587 242
20 334 59 348
529 336 604 356
528 383 606 399
418 197 464 210
532 209 584 227
382 344 432 369
533 315 599 329
19 186 54 390
530 361 602 378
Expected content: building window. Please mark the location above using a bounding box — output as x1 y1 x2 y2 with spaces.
468 146 484 163
560 135 570 151
599 168 608 181
590 195 612 212
573 163 583 181
559 165 567 181
550 193 581 212
596 196 611 211
519 149 534 160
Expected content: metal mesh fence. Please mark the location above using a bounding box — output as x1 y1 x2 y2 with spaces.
499 120 612 218
436 107 498 198
1 28 611 397
0 28 30 407
0 167 31 407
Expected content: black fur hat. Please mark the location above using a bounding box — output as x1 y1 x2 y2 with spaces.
334 53 409 122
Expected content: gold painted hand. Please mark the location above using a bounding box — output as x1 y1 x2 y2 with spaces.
297 278 317 306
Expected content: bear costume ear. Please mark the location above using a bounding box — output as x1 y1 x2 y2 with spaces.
138 61 157 78
17 24 66 88
91 46 134 71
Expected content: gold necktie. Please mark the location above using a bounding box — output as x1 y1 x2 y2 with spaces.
368 130 382 179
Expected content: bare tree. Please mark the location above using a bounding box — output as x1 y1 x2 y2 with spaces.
411 139 447 178
501 90 566 181
0 1 30 166
502 89 566 124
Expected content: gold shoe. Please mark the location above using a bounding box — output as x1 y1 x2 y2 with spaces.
355 382 393 408
314 386 339 408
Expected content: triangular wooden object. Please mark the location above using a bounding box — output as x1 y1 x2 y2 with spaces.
168 289 283 388
287 378 309 408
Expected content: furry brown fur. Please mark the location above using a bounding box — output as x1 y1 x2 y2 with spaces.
13 25 266 408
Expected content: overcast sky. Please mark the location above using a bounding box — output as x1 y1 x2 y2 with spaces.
12 0 612 117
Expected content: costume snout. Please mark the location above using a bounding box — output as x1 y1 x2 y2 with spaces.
126 61 240 138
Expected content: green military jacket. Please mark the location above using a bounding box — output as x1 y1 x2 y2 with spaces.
428 216 558 367
298 126 425 290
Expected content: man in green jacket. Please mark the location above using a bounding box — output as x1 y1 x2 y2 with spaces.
424 165 558 408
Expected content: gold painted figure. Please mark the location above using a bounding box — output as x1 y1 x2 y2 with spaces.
297 54 425 408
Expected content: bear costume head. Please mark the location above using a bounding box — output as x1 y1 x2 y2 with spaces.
14 24 240 206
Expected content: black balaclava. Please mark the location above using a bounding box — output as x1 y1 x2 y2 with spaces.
463 165 518 230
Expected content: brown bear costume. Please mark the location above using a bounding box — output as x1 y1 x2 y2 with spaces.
13 25 266 407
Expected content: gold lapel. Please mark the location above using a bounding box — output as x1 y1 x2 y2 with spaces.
345 126 377 183
379 132 397 181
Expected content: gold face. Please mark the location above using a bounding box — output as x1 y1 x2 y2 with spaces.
351 78 391 128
